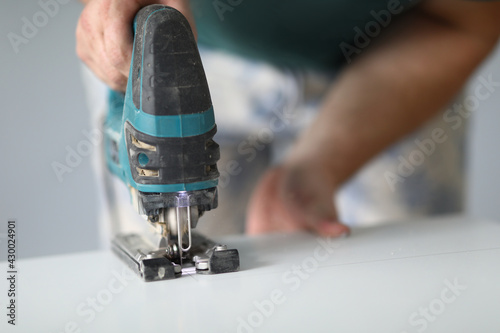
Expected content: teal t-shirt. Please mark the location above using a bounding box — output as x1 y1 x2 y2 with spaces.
192 0 419 70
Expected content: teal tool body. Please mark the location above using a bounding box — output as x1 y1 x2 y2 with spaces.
104 5 239 281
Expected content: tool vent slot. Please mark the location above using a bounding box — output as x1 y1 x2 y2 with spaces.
136 167 159 177
131 134 157 151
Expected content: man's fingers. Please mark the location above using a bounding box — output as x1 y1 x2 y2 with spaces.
77 0 198 91
245 166 350 238
78 27 127 91
76 5 98 66
246 168 283 234
279 164 350 237
104 23 133 79
76 0 135 91
246 167 302 234
101 63 128 91
104 1 138 79
311 220 350 238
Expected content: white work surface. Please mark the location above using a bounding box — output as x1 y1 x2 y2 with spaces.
2 215 500 333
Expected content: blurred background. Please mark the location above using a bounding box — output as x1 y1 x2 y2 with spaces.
0 1 499 259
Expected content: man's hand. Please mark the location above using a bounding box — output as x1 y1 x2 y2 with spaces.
246 163 350 237
76 0 195 91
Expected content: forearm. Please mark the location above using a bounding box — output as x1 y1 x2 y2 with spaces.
288 0 500 186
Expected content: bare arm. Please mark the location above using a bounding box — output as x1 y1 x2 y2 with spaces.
290 0 500 183
248 0 500 236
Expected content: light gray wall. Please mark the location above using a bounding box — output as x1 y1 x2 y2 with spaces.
467 45 500 221
0 1 100 258
0 1 499 258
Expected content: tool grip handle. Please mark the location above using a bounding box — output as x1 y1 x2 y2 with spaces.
131 5 212 116
108 5 212 118
104 5 219 199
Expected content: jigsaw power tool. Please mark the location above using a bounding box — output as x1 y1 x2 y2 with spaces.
104 5 239 281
